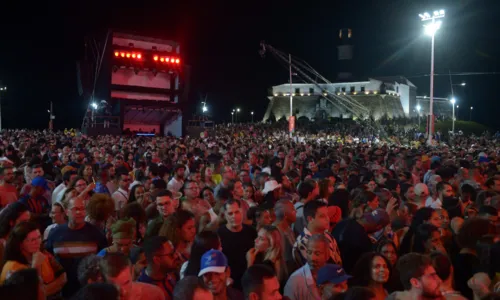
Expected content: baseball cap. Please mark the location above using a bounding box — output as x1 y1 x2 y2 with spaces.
198 249 228 277
317 264 352 285
361 209 390 230
31 176 50 191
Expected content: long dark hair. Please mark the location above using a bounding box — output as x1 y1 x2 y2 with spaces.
0 202 29 238
2 221 40 269
349 252 392 288
128 184 145 204
184 231 221 277
399 207 435 256
412 223 439 254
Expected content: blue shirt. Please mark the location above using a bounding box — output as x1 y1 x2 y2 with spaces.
93 182 110 195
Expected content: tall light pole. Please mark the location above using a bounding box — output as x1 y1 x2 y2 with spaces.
251 111 254 123
236 108 240 123
231 111 234 124
289 54 294 138
420 10 445 144
0 85 6 131
416 104 421 128
450 98 456 134
470 106 473 121
201 101 208 114
456 105 459 120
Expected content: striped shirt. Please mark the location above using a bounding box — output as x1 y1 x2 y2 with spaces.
137 269 177 300
19 195 50 215
293 228 342 267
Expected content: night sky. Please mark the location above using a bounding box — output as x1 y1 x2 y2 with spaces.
0 0 499 130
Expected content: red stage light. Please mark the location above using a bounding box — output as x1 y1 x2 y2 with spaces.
153 56 158 61
165 57 170 63
175 58 180 64
114 51 119 57
132 53 136 58
160 57 164 62
137 54 142 59
120 52 125 57
126 53 131 58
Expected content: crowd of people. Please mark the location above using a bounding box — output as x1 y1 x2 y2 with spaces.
0 123 498 300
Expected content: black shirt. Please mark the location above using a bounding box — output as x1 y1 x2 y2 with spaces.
453 252 480 300
332 218 373 273
217 224 257 290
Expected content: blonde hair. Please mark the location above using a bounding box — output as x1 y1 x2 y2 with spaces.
260 225 288 282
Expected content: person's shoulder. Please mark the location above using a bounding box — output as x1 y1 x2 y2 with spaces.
227 286 244 300
132 282 164 300
242 224 257 234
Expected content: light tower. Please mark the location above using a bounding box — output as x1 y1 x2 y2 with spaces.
419 9 445 144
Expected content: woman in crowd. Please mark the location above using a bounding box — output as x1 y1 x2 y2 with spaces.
318 178 335 204
412 223 445 254
78 163 94 184
158 209 197 265
0 221 67 297
201 167 216 189
122 202 147 246
246 225 288 286
128 184 148 209
349 252 391 300
0 202 31 259
181 230 222 279
376 240 402 293
86 193 115 240
242 183 257 207
398 207 441 255
68 176 95 206
254 208 273 231
200 187 216 208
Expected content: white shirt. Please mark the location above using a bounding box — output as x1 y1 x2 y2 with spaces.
43 223 59 241
112 187 129 211
107 181 117 195
167 177 184 193
425 196 442 209
52 183 66 204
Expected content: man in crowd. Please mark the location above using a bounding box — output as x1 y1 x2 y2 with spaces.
167 164 185 192
293 179 319 236
333 209 390 273
293 200 342 266
146 190 176 237
217 199 257 290
46 197 108 297
284 234 330 300
214 165 234 197
388 253 442 300
100 252 164 300
111 171 131 216
198 249 244 299
0 166 18 208
274 199 297 272
316 264 351 299
52 169 77 204
241 264 282 300
138 236 178 299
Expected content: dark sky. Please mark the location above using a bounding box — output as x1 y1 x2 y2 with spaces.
0 0 499 130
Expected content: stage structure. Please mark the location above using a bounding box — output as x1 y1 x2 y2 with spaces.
80 31 188 136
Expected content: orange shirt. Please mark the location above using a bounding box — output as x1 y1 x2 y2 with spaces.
0 183 18 208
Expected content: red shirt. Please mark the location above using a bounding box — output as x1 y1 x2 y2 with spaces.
0 183 18 208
